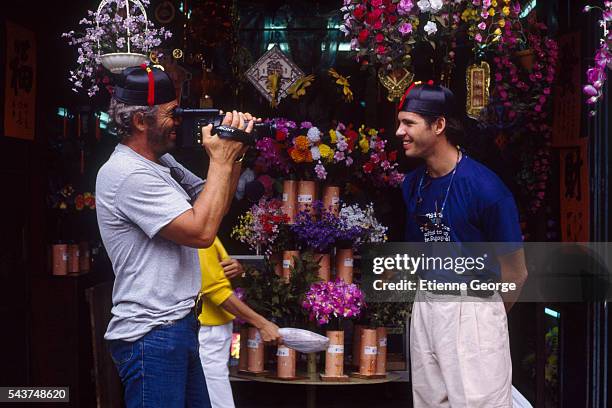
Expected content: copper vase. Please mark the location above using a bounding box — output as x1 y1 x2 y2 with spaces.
297 180 317 215
359 328 377 375
52 244 68 276
281 180 298 224
322 185 341 215
276 346 297 378
335 248 354 284
375 327 387 375
324 330 345 377
247 327 265 372
238 326 249 371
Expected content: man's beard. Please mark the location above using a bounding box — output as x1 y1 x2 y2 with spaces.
147 123 175 156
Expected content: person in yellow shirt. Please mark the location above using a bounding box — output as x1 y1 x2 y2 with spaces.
197 237 281 408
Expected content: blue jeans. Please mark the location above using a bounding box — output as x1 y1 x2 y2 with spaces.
108 313 211 408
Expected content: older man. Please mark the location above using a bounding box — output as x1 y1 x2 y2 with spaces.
96 65 251 408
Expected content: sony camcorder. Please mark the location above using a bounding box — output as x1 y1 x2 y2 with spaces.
173 108 270 149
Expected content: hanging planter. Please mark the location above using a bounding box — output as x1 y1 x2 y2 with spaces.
96 0 150 73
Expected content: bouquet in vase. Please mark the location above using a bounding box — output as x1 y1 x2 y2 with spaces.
302 279 365 327
231 198 290 256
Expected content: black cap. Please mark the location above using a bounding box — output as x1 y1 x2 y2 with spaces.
113 65 176 106
398 81 456 117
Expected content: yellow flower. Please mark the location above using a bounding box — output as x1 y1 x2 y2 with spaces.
492 0 498 6
502 6 510 15
358 124 366 138
294 135 310 151
368 128 378 137
329 129 337 144
359 137 369 153
488 8 495 16
319 144 334 162
499 19 506 27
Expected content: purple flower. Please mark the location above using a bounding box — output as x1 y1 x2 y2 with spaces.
397 0 414 15
315 163 328 180
398 22 413 35
583 85 599 96
301 121 313 129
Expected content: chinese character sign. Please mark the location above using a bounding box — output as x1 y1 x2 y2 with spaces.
4 21 36 140
466 62 490 119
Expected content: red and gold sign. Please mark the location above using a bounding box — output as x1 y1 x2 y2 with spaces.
4 21 36 140
466 61 490 119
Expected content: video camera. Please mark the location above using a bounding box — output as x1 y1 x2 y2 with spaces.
173 108 270 149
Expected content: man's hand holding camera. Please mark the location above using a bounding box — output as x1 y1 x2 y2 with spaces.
201 110 259 165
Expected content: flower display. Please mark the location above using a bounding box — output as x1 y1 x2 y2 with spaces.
231 199 290 255
338 203 388 246
302 279 365 326
62 0 172 96
461 0 519 54
352 124 404 188
290 201 387 251
583 2 611 116
341 0 463 73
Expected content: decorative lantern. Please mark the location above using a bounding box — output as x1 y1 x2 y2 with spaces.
96 0 149 73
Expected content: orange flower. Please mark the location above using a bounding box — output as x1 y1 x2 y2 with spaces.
294 135 310 151
289 147 313 163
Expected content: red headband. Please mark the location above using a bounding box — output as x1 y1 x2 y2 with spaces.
141 63 155 106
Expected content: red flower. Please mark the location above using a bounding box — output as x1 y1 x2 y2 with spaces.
388 14 398 24
387 4 397 13
358 29 370 44
75 195 85 211
375 33 384 43
345 129 358 152
275 129 287 141
371 0 383 7
376 45 386 55
389 151 397 162
366 9 383 25
373 20 383 30
353 6 365 20
363 162 374 174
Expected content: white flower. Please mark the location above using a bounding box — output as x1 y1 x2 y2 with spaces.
417 0 431 12
430 0 444 12
424 21 438 35
307 127 321 143
311 146 321 161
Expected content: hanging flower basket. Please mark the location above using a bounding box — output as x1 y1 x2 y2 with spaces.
99 52 148 73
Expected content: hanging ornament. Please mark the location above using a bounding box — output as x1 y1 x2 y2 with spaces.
377 68 414 102
328 68 354 103
287 74 315 100
245 45 304 108
466 61 491 119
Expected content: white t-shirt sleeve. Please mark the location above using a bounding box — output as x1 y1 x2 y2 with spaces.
116 171 193 239
160 154 206 198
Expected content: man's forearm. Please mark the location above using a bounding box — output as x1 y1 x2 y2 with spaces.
221 294 267 329
224 163 242 214
191 161 234 245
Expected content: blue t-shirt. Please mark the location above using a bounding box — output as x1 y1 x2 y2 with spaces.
402 154 523 283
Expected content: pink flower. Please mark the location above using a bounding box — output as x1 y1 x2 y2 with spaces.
475 33 483 43
494 72 502 81
583 85 598 96
478 22 487 30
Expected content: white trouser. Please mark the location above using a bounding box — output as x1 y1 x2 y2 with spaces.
410 290 512 408
198 322 235 408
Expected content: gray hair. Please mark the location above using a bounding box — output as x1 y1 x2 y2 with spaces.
108 99 159 140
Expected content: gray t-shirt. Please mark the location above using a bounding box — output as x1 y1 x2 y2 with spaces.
96 144 205 342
